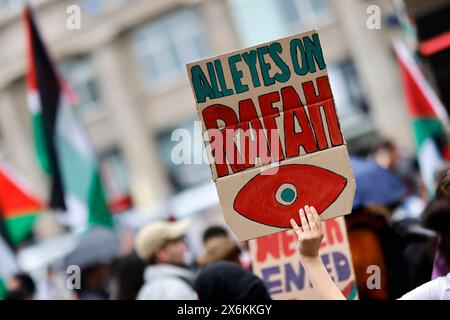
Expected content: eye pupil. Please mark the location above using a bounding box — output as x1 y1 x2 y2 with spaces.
275 183 297 205
281 188 295 203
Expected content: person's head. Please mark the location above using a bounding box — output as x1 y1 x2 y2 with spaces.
194 261 271 301
370 138 399 171
110 251 146 300
422 198 450 265
202 225 229 245
135 220 189 267
197 236 241 267
6 273 36 300
435 169 450 200
81 263 110 290
71 263 111 300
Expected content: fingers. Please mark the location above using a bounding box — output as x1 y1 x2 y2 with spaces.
299 208 310 232
290 218 301 237
310 206 323 232
291 206 322 237
305 206 317 232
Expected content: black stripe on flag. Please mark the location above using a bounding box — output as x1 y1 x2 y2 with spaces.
26 7 66 211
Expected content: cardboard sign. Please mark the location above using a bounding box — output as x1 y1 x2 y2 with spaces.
249 217 358 300
186 30 356 241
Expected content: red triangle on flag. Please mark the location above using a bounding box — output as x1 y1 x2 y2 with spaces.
0 162 44 219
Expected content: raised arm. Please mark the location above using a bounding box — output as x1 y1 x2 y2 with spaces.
290 205 346 300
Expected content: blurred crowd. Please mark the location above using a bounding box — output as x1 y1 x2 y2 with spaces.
2 137 450 300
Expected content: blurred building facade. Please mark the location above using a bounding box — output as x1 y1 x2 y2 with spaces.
0 0 414 216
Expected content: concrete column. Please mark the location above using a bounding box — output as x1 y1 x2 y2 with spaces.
92 41 171 213
202 0 241 52
330 0 413 150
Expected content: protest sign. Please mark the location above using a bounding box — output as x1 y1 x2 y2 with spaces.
186 30 356 241
249 217 358 300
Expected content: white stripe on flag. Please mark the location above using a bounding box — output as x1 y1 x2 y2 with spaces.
418 138 445 193
56 194 88 231
57 94 95 161
27 90 41 114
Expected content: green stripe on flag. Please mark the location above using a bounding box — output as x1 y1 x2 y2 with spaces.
412 118 443 147
0 278 6 300
88 171 113 228
4 213 38 245
32 113 52 175
57 134 95 202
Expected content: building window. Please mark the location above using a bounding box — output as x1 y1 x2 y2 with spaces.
80 0 134 16
278 0 333 30
132 8 210 89
60 56 100 118
328 60 372 138
99 148 132 213
156 121 211 193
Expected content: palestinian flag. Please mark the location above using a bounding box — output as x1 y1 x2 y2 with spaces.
0 161 44 245
394 41 450 195
23 6 113 230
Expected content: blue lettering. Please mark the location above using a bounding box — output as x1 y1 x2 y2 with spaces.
284 262 306 292
333 252 351 282
261 266 283 295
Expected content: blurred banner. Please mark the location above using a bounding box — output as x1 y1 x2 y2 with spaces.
249 217 358 300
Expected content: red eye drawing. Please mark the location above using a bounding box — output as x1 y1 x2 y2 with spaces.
233 164 347 228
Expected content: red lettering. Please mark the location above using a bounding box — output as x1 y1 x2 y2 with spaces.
303 77 343 147
201 77 343 178
256 233 280 262
258 92 285 162
222 125 254 174
324 218 343 246
239 99 271 166
203 104 254 176
281 231 297 257
202 104 237 177
281 86 317 157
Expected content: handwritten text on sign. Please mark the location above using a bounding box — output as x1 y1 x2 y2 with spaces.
249 217 358 300
187 30 355 241
189 32 343 178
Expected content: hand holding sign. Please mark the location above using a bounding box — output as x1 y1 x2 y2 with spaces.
290 206 324 258
290 205 346 300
